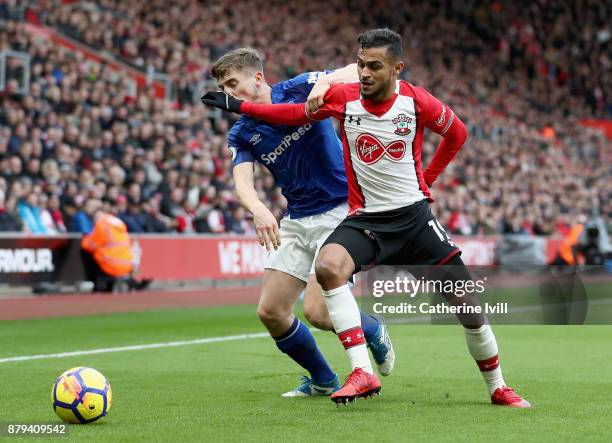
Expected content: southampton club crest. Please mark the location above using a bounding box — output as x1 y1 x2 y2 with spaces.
392 113 412 136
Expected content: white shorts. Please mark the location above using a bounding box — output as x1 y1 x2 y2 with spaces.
265 203 348 283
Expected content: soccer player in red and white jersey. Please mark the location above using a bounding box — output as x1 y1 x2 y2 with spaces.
202 29 530 408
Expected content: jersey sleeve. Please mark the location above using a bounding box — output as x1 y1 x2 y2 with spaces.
413 86 468 186
227 123 255 166
239 83 348 125
413 86 456 135
280 71 334 100
305 84 347 121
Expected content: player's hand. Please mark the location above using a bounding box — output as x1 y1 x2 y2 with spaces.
200 91 243 113
252 204 281 251
306 82 331 114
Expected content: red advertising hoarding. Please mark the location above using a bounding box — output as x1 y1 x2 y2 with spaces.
134 235 499 280
1 235 562 284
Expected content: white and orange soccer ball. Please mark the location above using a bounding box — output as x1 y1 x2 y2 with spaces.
51 367 112 424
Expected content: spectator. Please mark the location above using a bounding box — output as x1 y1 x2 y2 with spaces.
17 192 47 234
38 193 60 234
140 197 172 233
72 198 100 234
0 2 608 239
175 200 196 234
116 195 145 233
206 198 226 234
60 196 78 232
47 194 67 233
226 204 253 235
0 188 21 231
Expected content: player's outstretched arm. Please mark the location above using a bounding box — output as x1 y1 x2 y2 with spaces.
307 64 358 112
201 91 311 126
233 162 280 251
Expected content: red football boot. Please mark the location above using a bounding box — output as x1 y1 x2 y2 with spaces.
491 386 531 408
330 368 381 406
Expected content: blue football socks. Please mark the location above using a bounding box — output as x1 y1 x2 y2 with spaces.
274 317 336 385
360 312 381 342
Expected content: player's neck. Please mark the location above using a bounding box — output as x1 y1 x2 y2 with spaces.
369 82 397 103
254 84 273 104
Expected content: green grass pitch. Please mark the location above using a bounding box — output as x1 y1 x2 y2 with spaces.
1 304 611 442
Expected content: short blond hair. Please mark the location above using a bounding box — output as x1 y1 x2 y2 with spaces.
211 48 264 80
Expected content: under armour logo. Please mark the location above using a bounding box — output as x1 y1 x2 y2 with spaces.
347 115 361 125
342 337 352 344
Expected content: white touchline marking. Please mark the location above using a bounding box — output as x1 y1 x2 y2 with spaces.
0 332 272 364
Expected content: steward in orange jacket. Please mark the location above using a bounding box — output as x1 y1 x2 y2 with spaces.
550 223 584 266
82 212 134 278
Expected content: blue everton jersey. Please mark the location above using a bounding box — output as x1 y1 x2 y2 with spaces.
227 72 348 219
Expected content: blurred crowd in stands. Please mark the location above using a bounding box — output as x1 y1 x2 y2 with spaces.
0 0 610 237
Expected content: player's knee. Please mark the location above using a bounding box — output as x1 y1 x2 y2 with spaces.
314 256 344 289
256 304 289 327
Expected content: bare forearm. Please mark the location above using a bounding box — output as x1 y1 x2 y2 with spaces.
317 63 358 85
235 182 266 214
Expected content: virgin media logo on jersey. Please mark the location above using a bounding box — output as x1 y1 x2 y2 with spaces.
261 123 313 164
355 134 406 164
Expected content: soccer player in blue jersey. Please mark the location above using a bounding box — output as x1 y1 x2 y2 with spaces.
210 48 395 397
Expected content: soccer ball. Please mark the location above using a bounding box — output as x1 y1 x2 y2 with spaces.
51 367 112 424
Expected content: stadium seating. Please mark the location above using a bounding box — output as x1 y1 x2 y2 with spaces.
1 1 609 235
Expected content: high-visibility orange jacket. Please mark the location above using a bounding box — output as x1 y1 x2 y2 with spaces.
559 224 584 265
82 214 134 277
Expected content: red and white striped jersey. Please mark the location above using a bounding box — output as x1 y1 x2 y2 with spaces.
306 80 457 215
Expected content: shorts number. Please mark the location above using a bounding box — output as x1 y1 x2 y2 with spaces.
428 219 456 247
